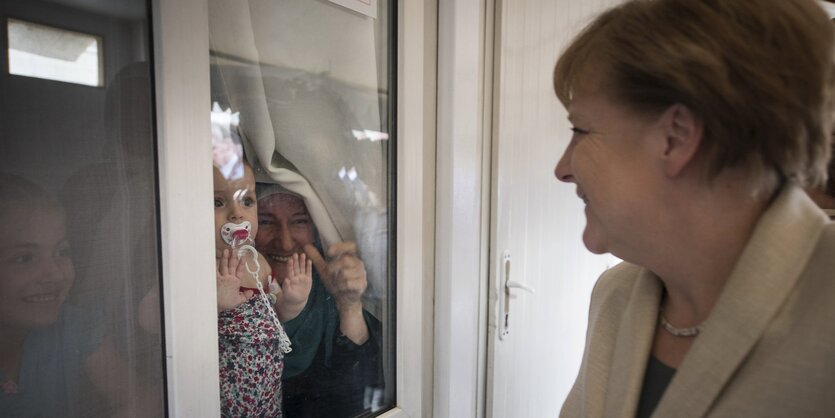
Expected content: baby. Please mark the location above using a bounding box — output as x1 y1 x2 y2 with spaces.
212 104 311 417
214 162 279 310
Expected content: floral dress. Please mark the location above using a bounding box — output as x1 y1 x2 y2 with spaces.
218 295 286 417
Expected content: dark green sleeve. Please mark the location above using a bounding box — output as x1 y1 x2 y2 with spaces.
281 271 337 378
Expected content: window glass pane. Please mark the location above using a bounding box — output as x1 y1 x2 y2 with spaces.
7 18 102 86
0 1 165 416
208 0 394 416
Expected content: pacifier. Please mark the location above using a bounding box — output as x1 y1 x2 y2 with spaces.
218 220 292 353
220 221 252 246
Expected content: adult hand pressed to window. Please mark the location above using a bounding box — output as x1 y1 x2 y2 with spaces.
304 241 369 345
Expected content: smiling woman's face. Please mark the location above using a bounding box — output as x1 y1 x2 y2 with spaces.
255 193 315 283
554 88 663 258
0 204 74 333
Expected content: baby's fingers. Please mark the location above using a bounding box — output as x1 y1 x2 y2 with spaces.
228 249 239 270
233 252 245 277
219 249 230 275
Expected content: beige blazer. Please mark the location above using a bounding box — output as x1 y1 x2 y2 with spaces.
560 185 835 418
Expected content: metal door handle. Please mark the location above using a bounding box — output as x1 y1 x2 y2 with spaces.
499 251 534 340
506 280 535 294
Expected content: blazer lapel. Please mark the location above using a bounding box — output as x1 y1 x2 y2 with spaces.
604 269 662 418
653 185 828 418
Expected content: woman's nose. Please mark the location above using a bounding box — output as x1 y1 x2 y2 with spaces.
279 227 295 252
554 144 575 183
39 258 68 283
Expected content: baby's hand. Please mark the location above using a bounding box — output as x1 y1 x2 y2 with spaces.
276 253 312 322
217 249 253 312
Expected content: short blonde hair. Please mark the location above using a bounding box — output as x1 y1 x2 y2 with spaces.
554 0 835 192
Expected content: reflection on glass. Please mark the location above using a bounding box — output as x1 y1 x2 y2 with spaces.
7 18 102 87
209 0 394 416
0 1 164 416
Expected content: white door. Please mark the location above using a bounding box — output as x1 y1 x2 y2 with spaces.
486 1 621 417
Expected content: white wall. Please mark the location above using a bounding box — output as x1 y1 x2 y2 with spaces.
487 1 622 417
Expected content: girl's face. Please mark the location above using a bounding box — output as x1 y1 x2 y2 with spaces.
0 205 75 332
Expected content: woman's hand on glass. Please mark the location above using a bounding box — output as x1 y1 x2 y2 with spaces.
305 242 370 344
306 242 368 309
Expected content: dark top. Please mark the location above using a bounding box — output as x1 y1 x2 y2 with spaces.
282 321 382 418
281 264 383 418
635 356 676 418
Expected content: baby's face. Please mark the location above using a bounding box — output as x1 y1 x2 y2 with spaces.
0 205 74 331
213 164 258 253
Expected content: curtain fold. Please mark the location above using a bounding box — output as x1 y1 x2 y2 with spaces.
208 0 343 248
208 0 389 315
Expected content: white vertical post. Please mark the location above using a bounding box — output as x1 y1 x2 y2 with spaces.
435 0 494 416
152 0 218 415
378 0 439 417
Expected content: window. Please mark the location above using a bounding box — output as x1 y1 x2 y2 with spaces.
208 0 395 416
7 18 103 87
0 2 164 416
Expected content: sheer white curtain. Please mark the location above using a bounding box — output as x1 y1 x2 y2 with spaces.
208 0 389 311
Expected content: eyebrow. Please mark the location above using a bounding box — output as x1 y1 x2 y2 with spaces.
0 243 39 251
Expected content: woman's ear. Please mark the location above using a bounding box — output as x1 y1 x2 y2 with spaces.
660 103 703 178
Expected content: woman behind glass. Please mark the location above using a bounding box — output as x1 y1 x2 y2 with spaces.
552 0 835 417
255 184 382 418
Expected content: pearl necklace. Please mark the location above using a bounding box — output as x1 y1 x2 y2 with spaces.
659 312 702 337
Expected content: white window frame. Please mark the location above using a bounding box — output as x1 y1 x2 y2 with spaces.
434 0 494 416
152 0 437 416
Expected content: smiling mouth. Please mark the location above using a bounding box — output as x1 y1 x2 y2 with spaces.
577 190 589 204
267 254 291 263
23 292 62 303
